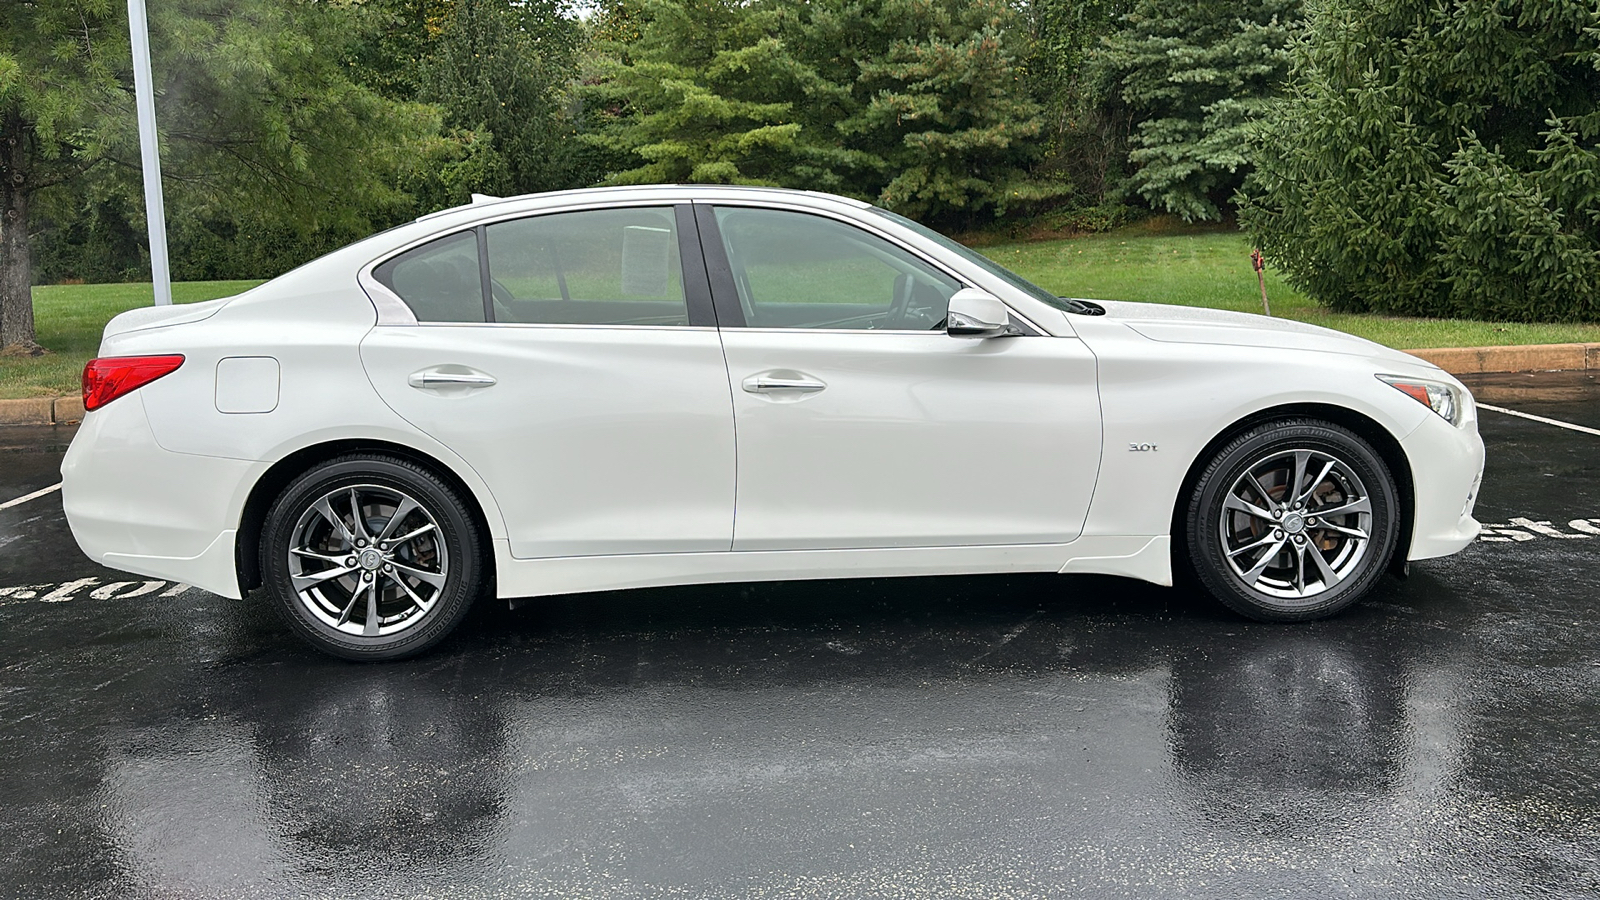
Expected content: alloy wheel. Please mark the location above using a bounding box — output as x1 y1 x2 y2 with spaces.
1218 448 1373 602
286 484 448 637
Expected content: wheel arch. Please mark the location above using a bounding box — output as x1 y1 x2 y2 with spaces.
235 439 498 596
1169 403 1416 579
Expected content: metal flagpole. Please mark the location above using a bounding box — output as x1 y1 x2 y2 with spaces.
127 0 172 306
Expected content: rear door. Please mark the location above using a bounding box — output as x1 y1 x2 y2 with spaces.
359 203 736 559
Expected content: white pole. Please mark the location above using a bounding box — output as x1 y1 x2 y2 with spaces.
127 0 172 306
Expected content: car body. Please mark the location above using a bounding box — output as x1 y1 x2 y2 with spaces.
61 185 1485 659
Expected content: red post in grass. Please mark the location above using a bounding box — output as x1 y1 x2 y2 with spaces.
1251 248 1271 317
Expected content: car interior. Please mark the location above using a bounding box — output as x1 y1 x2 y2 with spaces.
377 205 960 331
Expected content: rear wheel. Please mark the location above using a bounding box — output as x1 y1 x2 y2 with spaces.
1185 419 1400 621
261 455 485 660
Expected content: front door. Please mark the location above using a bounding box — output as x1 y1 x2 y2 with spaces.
701 204 1102 551
360 204 736 559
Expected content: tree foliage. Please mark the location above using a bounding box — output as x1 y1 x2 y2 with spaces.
1022 0 1131 202
583 0 831 187
585 0 1059 225
1240 0 1600 321
0 0 439 348
414 0 597 200
809 0 1059 220
1097 0 1301 221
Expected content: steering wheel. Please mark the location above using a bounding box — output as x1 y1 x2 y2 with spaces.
885 273 915 329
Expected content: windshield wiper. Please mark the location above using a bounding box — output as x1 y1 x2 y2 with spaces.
1059 297 1105 316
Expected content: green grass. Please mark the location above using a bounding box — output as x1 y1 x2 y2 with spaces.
7 226 1599 399
1 280 261 400
979 226 1600 350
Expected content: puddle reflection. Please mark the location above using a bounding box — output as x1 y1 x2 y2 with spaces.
86 580 1496 895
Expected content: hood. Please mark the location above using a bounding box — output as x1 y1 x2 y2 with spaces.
101 295 238 340
1089 299 1433 368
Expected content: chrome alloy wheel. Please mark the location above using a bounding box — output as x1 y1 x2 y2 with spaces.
286 484 448 637
1218 448 1373 601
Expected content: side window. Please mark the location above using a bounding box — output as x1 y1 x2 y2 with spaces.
712 206 961 330
373 231 486 323
485 207 689 326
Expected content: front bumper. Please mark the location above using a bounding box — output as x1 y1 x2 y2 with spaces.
1402 411 1485 561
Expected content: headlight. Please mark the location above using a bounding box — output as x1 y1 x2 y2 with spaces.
1377 375 1471 426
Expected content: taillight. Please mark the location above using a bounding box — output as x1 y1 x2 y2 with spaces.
82 355 186 411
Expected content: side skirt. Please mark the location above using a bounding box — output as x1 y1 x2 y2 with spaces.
494 535 1172 601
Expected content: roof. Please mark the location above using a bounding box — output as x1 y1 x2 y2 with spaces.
414 184 873 223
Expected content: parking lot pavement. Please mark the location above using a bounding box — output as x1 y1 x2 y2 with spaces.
1 374 1597 900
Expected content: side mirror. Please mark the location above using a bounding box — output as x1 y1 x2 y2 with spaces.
946 288 1021 338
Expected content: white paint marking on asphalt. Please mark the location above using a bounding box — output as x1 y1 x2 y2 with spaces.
1479 403 1600 437
1 578 191 606
0 482 61 511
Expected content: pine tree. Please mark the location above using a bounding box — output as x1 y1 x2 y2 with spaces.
583 0 833 187
1097 0 1301 221
1240 0 1600 321
586 0 1058 225
806 0 1061 222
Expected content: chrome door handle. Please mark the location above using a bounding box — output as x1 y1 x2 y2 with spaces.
408 369 497 389
742 374 826 394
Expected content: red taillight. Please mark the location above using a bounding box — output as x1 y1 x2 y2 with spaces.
82 355 186 411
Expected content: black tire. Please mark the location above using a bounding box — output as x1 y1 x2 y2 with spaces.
260 454 485 661
1185 419 1400 622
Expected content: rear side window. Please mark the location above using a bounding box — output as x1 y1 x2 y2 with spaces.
485 207 688 326
373 231 486 323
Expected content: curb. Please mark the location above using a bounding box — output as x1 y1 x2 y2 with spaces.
0 396 85 427
1402 342 1600 377
0 342 1594 427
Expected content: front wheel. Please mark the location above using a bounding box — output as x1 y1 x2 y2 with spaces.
260 454 486 661
1185 419 1400 622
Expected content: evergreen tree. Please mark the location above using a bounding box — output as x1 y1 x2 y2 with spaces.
1240 0 1600 321
586 0 1057 224
1097 0 1300 221
806 0 1060 222
583 0 835 187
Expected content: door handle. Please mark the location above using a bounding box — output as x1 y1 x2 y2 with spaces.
742 373 826 394
408 368 497 389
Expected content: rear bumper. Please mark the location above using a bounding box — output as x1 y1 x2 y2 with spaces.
1403 413 1486 561
61 396 252 599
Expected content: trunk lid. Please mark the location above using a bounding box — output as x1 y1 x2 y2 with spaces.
101 295 237 340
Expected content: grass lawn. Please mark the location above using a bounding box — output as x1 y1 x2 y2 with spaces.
5 225 1598 399
1 280 262 399
980 224 1600 349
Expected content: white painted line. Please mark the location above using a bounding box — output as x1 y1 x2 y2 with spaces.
0 482 62 511
1478 403 1600 437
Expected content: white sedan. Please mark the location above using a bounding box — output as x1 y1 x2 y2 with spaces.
62 186 1485 660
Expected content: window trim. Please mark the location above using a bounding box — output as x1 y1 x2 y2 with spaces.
359 200 713 328
474 226 494 324
693 200 1041 335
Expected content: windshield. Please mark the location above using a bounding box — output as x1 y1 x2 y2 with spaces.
868 208 1097 315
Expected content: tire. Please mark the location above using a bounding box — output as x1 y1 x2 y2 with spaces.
1184 419 1400 622
260 454 486 661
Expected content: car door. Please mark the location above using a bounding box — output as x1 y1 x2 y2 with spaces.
359 203 736 559
700 203 1103 552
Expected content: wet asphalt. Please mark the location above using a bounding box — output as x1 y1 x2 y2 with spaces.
1 373 1597 899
